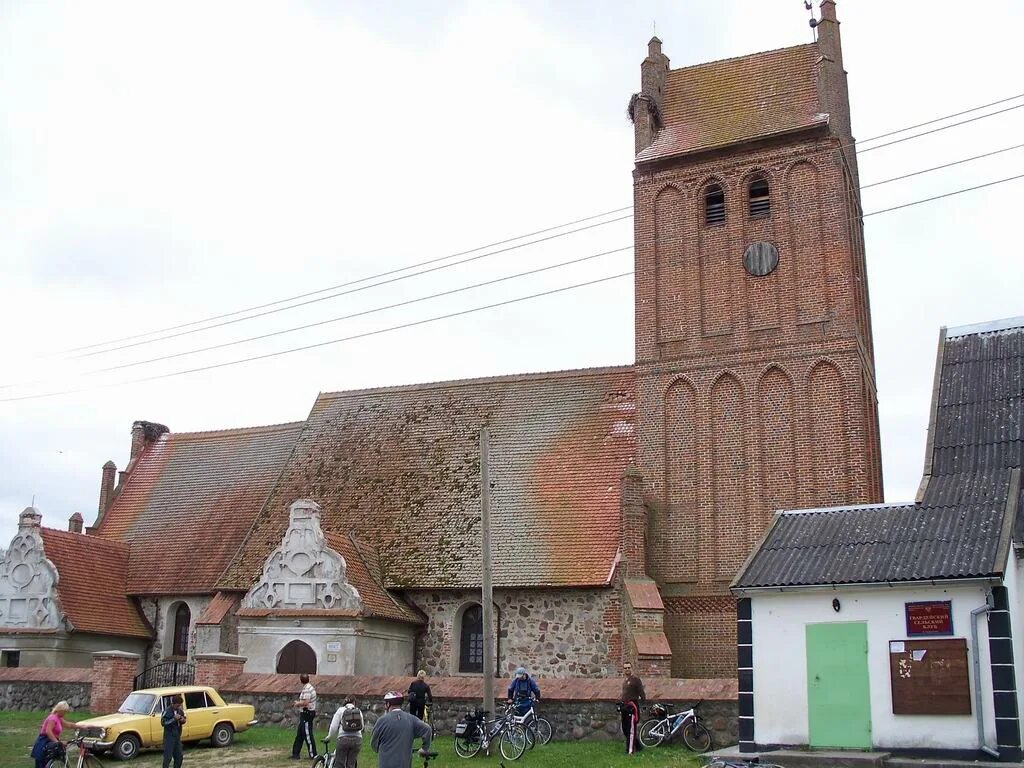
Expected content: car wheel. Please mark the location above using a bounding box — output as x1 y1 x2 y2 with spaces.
113 733 141 761
212 722 234 748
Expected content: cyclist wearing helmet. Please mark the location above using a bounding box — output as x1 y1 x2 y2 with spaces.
371 691 432 768
506 666 541 715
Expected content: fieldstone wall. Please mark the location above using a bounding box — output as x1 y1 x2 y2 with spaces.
408 587 621 677
218 673 737 747
0 667 93 712
233 692 736 747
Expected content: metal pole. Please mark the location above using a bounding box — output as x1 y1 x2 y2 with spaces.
480 427 495 716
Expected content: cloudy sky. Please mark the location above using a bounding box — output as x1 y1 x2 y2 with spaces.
1 0 1022 544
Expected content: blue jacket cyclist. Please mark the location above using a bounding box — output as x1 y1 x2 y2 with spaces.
506 667 541 715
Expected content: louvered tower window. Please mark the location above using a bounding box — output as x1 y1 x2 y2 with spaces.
705 183 726 225
749 175 771 218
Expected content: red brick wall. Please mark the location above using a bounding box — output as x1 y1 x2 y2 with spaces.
90 652 139 715
664 596 738 678
635 104 882 676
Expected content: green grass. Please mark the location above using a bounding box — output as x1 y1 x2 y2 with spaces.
0 710 703 768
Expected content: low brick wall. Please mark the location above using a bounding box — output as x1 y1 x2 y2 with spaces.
0 667 93 712
221 674 738 747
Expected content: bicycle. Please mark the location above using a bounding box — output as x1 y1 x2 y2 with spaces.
453 704 528 760
638 700 712 752
704 755 784 768
509 698 552 748
312 737 335 768
43 736 105 768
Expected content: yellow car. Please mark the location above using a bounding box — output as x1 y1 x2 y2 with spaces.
75 685 258 761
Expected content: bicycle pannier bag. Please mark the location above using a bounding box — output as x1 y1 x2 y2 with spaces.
341 707 363 733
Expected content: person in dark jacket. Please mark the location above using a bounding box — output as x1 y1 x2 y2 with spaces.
506 666 541 715
620 662 646 754
161 694 186 768
407 670 433 722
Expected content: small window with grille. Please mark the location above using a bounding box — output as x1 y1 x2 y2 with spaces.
749 176 771 218
705 184 726 225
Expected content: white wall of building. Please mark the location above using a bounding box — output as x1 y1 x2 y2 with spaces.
750 583 997 751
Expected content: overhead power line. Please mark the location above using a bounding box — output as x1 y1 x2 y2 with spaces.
856 103 1024 154
39 91 1024 361
60 205 634 355
859 143 1024 189
4 171 1023 404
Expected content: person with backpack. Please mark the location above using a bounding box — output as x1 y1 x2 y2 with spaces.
326 696 364 768
406 670 432 722
506 666 541 715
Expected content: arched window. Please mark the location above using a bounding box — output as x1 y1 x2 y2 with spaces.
748 175 771 218
171 604 191 657
704 183 726 225
277 640 317 674
459 604 484 673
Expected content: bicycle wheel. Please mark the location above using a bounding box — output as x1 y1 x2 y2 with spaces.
311 755 329 768
499 724 527 761
454 734 481 758
638 718 666 748
682 721 712 752
532 717 553 745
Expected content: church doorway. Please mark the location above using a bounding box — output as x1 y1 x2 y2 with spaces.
277 640 317 674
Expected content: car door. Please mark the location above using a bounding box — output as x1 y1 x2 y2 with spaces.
183 690 214 741
148 695 166 745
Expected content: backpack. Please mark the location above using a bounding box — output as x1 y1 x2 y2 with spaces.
341 706 363 733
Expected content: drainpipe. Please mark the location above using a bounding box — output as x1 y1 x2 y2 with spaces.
971 591 999 758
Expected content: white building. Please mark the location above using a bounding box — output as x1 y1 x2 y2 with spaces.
732 317 1024 762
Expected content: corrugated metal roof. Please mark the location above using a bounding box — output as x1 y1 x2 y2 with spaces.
219 366 636 591
636 44 827 164
732 470 1016 589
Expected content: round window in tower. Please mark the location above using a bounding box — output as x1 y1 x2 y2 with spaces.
743 241 779 276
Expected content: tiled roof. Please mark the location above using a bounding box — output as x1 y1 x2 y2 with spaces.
97 422 303 595
38 528 151 639
195 592 240 626
325 532 423 625
220 366 636 590
636 44 827 164
732 472 1018 590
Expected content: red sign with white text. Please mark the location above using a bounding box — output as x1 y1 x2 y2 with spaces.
905 601 953 637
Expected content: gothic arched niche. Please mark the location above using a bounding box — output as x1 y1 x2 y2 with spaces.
710 373 747 581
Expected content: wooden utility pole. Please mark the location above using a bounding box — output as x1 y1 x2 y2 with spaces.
480 427 495 714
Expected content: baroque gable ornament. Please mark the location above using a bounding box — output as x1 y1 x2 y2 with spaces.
0 508 61 629
244 499 361 612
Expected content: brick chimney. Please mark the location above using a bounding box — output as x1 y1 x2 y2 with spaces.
96 459 117 526
629 37 670 154
68 512 84 534
619 466 648 578
19 506 42 531
130 420 169 463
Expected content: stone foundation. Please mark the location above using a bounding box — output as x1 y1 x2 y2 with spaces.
0 667 93 712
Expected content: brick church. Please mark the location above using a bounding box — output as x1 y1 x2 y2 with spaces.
0 1 882 680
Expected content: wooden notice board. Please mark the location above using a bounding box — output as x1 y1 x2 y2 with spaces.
889 638 971 715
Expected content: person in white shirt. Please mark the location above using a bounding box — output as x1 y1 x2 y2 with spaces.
326 696 363 768
290 674 318 760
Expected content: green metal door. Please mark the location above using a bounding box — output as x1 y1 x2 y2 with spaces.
806 622 871 749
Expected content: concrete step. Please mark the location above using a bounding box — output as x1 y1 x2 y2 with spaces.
704 747 1020 768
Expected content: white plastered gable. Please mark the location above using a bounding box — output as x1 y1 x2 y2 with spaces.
0 508 61 629
243 499 361 612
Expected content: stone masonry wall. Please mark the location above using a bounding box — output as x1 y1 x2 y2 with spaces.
139 594 211 666
0 667 92 712
220 673 737 746
407 587 621 678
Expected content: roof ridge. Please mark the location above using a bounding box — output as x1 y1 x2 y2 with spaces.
667 42 816 75
318 364 635 401
781 501 917 516
945 315 1024 338
166 421 306 440
40 527 129 553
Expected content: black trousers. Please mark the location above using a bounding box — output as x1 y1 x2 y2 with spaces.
162 736 183 768
620 701 642 754
292 709 317 758
409 701 426 720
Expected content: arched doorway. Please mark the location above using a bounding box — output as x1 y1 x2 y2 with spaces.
277 640 317 674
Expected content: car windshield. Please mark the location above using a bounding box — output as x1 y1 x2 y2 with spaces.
118 693 157 715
